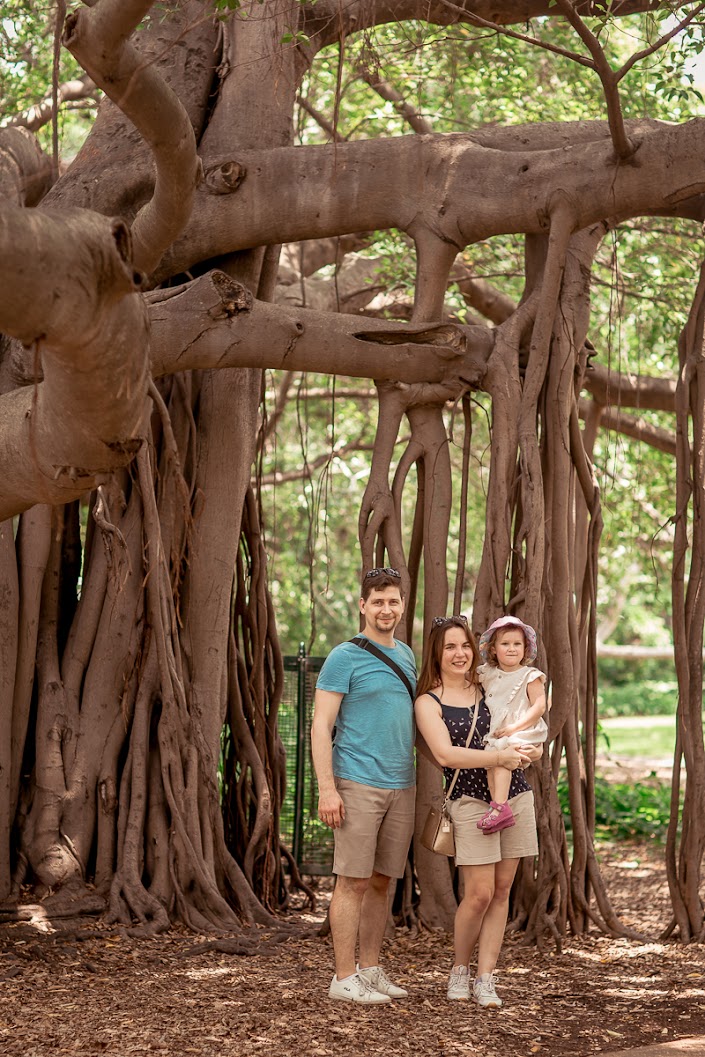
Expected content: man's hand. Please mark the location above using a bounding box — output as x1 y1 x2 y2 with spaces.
318 788 345 829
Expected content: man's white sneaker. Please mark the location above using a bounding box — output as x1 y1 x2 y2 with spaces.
357 964 408 999
447 965 470 1001
328 972 392 1004
473 972 503 1008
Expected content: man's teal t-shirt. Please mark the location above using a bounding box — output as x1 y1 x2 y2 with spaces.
316 636 417 789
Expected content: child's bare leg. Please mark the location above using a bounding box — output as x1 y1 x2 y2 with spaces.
479 762 516 833
487 766 512 806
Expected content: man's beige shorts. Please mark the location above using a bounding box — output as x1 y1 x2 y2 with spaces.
447 791 538 866
333 778 416 879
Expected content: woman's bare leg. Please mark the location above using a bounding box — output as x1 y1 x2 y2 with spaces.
453 863 496 965
475 857 520 976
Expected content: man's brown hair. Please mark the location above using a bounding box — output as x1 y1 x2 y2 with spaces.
360 568 405 601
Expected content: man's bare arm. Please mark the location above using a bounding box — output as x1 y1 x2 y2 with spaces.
310 688 346 828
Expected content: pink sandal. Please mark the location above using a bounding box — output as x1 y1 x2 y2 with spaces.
477 801 516 834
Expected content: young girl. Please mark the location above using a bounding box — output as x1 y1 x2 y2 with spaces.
476 616 548 835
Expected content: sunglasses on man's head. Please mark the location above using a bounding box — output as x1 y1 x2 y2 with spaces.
432 614 469 628
364 567 401 579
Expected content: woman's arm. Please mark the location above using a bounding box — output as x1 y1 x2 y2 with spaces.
414 694 526 771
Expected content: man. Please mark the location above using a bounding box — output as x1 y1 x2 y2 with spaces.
311 567 417 1005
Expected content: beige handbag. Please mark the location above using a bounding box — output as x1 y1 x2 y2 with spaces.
420 701 479 857
420 802 456 856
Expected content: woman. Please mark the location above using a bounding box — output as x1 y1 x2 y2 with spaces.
414 615 543 1007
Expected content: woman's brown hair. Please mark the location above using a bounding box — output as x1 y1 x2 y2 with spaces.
415 616 480 698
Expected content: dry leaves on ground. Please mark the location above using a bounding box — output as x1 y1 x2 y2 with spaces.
1 841 704 1057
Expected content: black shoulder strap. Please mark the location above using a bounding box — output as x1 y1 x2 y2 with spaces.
348 636 415 701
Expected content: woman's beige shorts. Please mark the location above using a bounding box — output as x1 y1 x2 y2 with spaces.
447 791 538 866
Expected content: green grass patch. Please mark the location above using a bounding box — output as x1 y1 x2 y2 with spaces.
597 717 676 758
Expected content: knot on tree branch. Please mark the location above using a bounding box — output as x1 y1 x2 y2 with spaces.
211 272 253 316
61 10 80 48
105 437 143 458
617 134 641 165
202 160 247 195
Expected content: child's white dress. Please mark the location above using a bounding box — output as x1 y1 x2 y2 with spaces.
477 663 548 750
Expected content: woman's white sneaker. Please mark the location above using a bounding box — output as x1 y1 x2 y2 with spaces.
473 972 502 1008
447 965 470 1000
328 972 392 1004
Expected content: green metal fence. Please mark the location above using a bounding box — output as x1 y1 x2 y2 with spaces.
279 644 334 874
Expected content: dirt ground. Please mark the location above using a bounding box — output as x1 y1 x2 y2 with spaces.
2 840 705 1057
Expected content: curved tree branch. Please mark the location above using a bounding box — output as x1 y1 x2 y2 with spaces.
63 0 200 274
437 0 593 67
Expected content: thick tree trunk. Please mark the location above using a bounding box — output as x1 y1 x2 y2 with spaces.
2 1 303 930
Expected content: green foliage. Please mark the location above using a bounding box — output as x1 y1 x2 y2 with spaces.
260 379 379 652
298 14 705 147
557 775 675 842
260 377 492 653
269 14 705 655
597 679 679 718
0 1 96 151
596 658 686 718
599 656 671 686
281 29 310 45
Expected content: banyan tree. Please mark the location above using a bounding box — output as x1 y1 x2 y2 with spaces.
0 0 703 943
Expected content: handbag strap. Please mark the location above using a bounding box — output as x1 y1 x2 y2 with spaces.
348 635 416 701
443 695 480 803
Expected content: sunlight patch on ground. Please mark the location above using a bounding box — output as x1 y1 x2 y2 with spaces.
613 861 655 877
182 966 246 980
604 986 670 997
566 940 676 963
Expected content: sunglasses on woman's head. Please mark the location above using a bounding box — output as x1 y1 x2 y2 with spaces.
364 567 401 579
432 614 469 628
